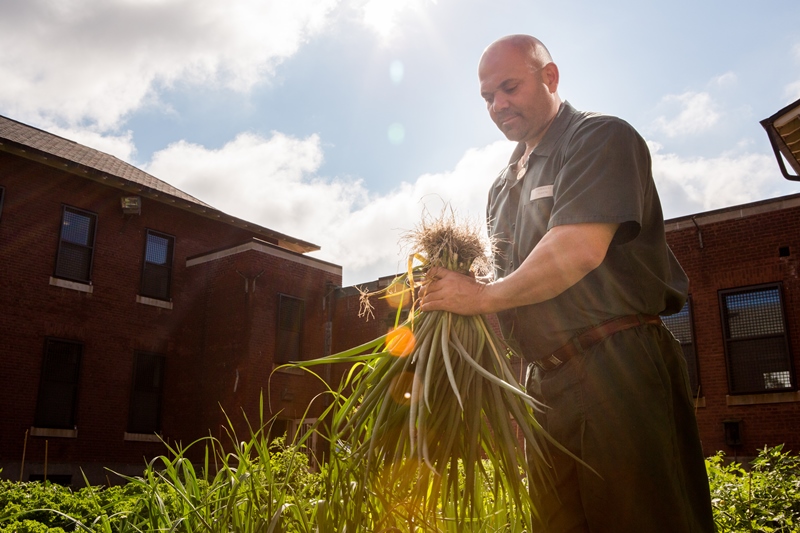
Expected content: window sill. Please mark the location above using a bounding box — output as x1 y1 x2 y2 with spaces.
136 295 173 309
49 277 92 293
694 396 706 408
726 391 800 406
30 427 78 438
124 432 162 442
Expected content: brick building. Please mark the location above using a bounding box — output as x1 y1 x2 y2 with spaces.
1 113 798 486
0 115 342 485
665 196 800 459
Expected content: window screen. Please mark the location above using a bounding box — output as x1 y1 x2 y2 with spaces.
54 206 97 282
275 295 304 364
128 352 165 434
140 230 174 300
720 284 794 394
34 339 82 429
661 300 700 396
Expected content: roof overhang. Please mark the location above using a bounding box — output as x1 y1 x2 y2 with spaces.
0 137 320 254
760 97 800 182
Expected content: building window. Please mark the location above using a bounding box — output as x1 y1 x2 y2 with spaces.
275 295 305 364
34 339 82 429
720 283 794 394
0 185 5 220
140 230 174 300
291 418 319 470
128 352 165 434
54 206 97 283
661 299 700 396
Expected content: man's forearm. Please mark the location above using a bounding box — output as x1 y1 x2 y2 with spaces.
478 222 618 313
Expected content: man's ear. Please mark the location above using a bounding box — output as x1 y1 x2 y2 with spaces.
543 62 559 93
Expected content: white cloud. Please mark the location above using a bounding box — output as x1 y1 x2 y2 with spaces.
357 0 435 42
648 141 797 219
145 132 513 285
0 0 339 130
711 72 737 88
651 91 721 137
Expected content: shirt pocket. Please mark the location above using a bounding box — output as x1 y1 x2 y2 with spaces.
516 185 554 259
524 184 554 224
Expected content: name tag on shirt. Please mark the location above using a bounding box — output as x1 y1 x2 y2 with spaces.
530 185 554 201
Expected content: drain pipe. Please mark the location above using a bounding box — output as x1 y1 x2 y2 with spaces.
691 215 704 249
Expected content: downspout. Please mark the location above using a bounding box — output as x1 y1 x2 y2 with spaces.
691 216 704 249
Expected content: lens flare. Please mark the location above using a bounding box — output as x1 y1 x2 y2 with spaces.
385 279 410 309
386 325 415 357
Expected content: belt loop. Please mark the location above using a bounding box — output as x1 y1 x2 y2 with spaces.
570 334 584 357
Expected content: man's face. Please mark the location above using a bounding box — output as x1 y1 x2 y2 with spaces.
479 44 555 147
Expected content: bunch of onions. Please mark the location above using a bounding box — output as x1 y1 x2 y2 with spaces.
289 210 568 530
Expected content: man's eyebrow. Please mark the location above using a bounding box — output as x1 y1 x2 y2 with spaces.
481 78 518 98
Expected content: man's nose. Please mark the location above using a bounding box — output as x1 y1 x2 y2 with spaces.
491 93 509 112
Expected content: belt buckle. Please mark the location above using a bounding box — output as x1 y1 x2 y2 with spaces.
534 353 564 372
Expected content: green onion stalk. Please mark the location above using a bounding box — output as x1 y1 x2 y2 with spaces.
285 210 570 531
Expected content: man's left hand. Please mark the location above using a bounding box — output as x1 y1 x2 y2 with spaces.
419 266 488 316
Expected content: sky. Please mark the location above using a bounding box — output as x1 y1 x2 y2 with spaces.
2 0 800 286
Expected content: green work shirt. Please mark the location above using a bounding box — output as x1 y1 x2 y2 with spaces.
487 101 688 359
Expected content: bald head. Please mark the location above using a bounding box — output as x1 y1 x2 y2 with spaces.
479 35 553 75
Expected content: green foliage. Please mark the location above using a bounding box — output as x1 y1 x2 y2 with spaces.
707 445 800 532
3 438 798 532
0 419 323 533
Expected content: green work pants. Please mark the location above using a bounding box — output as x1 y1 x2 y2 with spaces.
525 322 716 533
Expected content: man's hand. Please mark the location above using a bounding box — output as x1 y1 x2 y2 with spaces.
419 267 488 316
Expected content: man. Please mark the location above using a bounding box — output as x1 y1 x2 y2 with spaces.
420 35 715 532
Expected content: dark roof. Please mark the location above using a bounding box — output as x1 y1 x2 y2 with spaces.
0 114 319 253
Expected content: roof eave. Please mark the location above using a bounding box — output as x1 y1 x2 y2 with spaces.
0 138 320 254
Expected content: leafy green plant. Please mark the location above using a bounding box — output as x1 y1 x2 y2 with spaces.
287 211 575 530
0 409 323 533
708 444 800 532
2 408 797 533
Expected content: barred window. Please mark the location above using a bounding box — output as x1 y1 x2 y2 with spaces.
720 284 794 394
661 300 700 396
34 339 82 429
128 352 165 434
275 295 304 364
54 206 97 283
140 230 174 300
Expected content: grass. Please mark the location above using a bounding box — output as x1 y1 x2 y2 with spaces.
2 435 799 532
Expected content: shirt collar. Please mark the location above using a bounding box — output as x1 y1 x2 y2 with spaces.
503 100 577 168
531 100 576 157
496 101 577 189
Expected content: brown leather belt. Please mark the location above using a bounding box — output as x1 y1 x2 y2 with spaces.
533 314 662 372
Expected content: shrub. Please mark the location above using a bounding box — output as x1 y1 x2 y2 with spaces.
707 444 800 532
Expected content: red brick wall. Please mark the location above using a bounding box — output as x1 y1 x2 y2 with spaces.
0 152 341 483
667 205 800 458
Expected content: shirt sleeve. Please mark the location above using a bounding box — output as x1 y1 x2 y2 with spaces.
547 116 651 245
